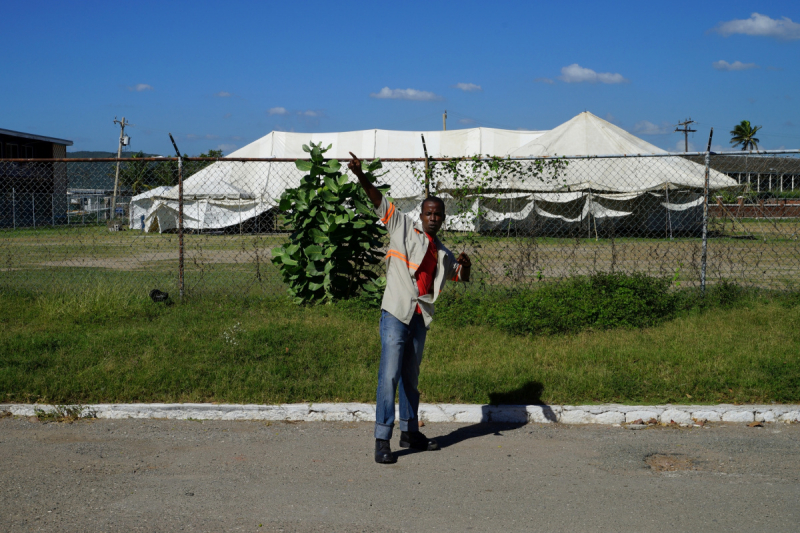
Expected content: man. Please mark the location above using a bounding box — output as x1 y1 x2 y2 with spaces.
348 152 471 464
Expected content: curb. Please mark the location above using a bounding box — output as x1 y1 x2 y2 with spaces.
2 403 799 425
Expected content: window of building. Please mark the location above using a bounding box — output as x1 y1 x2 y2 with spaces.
23 145 33 158
6 144 18 158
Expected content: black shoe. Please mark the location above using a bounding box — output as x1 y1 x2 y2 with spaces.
399 431 440 451
375 439 396 464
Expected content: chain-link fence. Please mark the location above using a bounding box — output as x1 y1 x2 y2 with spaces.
1 150 799 298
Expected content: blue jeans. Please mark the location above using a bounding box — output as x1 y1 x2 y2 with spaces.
374 310 427 440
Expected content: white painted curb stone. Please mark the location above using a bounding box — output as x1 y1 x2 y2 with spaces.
2 403 799 425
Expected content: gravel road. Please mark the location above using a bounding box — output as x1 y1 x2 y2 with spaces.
1 416 798 532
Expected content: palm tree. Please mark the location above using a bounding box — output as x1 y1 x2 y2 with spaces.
730 120 761 151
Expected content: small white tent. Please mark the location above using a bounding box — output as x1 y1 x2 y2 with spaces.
134 127 546 233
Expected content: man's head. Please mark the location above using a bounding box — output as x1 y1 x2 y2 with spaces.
420 196 446 235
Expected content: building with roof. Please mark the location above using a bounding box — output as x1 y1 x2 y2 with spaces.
0 128 73 228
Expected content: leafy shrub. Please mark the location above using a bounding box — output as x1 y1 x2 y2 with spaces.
490 273 677 335
271 142 389 305
438 273 687 336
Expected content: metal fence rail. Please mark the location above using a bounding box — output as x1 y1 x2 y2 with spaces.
1 150 798 298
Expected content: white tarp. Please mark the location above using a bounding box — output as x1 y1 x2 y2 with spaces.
135 127 546 232
133 113 736 234
128 186 170 230
504 111 738 192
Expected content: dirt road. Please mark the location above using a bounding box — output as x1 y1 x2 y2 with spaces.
1 417 798 532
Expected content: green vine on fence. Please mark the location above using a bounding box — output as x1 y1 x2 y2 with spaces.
271 142 389 305
412 155 569 227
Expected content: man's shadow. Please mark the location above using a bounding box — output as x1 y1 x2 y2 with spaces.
396 381 557 457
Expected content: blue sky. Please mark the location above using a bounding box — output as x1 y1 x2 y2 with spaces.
2 1 799 155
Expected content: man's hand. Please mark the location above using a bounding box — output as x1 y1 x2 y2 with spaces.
348 152 364 178
348 151 381 208
456 252 471 282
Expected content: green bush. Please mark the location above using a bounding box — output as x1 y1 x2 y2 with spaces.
436 273 760 336
271 142 389 305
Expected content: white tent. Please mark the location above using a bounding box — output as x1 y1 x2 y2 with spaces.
127 186 170 230
134 128 546 232
134 113 738 236
439 112 738 235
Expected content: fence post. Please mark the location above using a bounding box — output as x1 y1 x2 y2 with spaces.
701 128 713 295
32 192 36 229
421 134 431 197
12 188 15 229
178 156 184 300
52 194 54 226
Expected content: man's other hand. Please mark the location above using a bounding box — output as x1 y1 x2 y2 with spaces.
456 252 471 267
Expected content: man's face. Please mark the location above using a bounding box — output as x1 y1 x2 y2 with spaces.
420 200 445 235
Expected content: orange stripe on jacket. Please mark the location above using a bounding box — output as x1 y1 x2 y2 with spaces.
380 203 396 224
385 249 419 269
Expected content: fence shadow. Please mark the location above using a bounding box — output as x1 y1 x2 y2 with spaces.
397 381 556 456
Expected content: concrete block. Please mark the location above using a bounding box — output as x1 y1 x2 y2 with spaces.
755 411 776 423
660 409 693 425
526 405 560 423
625 410 661 423
282 403 310 421
439 404 485 423
594 411 625 425
779 411 800 423
486 405 528 423
691 410 721 422
418 404 452 423
559 410 594 424
722 410 754 423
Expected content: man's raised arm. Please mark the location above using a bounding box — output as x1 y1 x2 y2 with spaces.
348 152 382 209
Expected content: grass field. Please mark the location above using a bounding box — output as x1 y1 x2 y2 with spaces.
2 219 799 296
1 285 799 406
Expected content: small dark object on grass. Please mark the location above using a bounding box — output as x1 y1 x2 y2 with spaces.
150 289 172 305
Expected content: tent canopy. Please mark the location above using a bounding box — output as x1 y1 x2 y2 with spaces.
133 114 737 233
496 112 738 193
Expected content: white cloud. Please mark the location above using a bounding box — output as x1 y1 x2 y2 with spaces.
558 64 628 84
268 107 288 115
534 77 555 84
370 87 442 101
713 60 759 71
712 13 800 40
217 144 237 154
223 113 232 119
676 139 697 152
128 83 153 92
214 91 232 97
604 113 618 124
453 82 482 92
459 118 476 125
299 110 321 117
634 120 671 135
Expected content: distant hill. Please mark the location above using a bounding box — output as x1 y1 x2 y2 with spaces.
68 151 163 158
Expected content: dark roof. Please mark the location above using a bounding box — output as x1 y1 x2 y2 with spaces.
0 128 73 146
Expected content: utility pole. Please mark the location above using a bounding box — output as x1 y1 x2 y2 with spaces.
443 110 447 131
112 117 131 220
675 118 696 153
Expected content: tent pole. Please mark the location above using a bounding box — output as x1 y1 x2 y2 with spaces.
666 185 673 240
